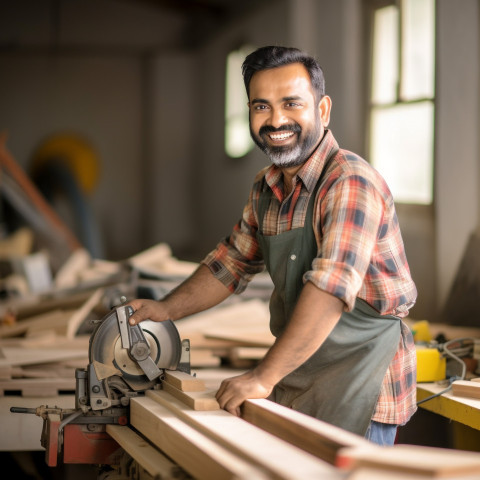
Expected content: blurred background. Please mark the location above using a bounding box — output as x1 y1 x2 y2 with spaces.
0 0 479 323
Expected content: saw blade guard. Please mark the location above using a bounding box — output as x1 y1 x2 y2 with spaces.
89 308 182 392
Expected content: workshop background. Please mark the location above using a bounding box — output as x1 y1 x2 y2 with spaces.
0 0 479 340
0 1 480 479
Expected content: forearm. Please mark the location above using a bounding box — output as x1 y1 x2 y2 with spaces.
162 264 232 319
255 282 344 386
127 264 232 325
215 282 344 415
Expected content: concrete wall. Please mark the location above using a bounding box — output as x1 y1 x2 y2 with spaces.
435 0 480 309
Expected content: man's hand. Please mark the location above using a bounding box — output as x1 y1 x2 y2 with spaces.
125 265 232 326
215 370 274 416
126 299 170 325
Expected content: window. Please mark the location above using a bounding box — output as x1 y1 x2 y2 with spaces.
369 0 435 204
225 45 255 158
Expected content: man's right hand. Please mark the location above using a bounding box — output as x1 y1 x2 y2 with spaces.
126 299 170 325
124 265 232 326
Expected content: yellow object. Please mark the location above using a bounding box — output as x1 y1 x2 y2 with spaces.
412 319 432 343
31 133 100 193
416 346 446 382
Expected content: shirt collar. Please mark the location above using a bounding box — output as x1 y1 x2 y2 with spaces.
264 129 339 193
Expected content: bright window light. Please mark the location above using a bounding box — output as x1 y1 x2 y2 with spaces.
371 6 399 104
369 1 435 204
225 46 255 158
370 102 434 204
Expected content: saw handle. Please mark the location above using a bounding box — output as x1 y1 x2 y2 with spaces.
10 407 37 414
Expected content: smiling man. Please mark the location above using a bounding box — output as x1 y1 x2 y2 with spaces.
127 46 418 446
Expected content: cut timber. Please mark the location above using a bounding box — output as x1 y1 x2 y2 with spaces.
242 398 370 465
190 348 221 367
164 370 205 392
106 424 186 479
336 444 480 477
229 347 268 368
0 377 75 396
128 243 198 278
0 309 74 338
0 346 87 365
130 396 268 480
162 380 219 410
147 389 340 480
66 287 104 339
452 380 480 399
346 467 438 480
176 299 274 347
0 347 87 367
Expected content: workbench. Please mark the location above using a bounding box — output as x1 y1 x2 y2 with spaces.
417 382 480 431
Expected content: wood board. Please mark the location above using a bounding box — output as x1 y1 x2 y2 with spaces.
451 380 480 400
336 444 480 477
106 424 187 479
130 395 269 480
146 389 339 479
242 398 370 465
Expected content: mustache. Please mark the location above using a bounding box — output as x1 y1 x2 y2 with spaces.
259 123 302 136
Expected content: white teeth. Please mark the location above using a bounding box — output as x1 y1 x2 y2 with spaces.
269 132 294 140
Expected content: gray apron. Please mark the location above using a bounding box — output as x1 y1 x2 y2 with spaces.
256 171 401 436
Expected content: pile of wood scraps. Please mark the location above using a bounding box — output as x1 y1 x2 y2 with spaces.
175 298 274 369
0 288 107 397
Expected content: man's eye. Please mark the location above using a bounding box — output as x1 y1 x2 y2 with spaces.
286 102 301 108
254 105 268 110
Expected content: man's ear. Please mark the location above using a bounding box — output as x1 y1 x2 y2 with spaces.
319 95 332 127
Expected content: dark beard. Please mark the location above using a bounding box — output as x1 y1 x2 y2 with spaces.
250 121 321 168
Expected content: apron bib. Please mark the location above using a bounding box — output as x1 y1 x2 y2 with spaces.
256 174 401 436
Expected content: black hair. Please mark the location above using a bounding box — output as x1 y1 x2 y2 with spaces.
242 46 326 102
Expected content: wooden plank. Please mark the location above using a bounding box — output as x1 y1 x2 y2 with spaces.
0 309 72 338
66 287 104 339
164 370 206 392
0 347 87 367
346 467 439 480
161 380 219 410
130 396 268 480
452 380 480 399
176 300 273 346
242 398 370 466
336 445 480 477
106 424 187 479
0 377 75 396
147 389 340 480
190 348 221 367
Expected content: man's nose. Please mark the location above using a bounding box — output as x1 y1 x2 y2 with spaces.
268 108 289 128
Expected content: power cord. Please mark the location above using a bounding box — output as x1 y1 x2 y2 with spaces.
416 337 475 406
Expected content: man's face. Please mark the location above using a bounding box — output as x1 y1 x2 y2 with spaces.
248 63 330 168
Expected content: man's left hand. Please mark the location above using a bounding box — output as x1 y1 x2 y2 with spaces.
215 370 273 416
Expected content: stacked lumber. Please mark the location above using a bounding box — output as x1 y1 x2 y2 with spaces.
0 288 107 397
175 299 274 369
113 369 480 480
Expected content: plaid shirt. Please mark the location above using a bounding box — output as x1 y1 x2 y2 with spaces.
203 130 417 425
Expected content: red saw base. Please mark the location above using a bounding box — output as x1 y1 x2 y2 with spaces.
62 424 122 465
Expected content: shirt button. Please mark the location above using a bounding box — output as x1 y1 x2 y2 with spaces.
290 254 297 261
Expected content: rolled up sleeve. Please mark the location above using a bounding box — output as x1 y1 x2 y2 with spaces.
304 173 385 311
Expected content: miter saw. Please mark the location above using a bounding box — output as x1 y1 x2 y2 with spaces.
11 301 190 469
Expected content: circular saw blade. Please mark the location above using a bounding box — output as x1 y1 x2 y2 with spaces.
89 309 182 391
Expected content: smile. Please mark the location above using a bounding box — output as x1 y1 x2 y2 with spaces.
268 131 295 141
